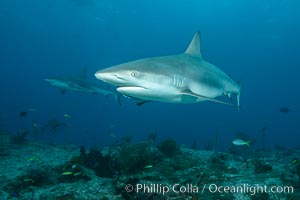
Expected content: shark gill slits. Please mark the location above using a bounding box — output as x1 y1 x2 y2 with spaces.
173 74 185 88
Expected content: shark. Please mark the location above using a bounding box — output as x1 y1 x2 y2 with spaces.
95 31 241 108
45 68 121 104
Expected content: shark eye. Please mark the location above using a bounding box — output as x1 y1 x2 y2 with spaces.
131 71 138 77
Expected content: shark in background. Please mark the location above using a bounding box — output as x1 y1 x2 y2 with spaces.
45 67 121 104
95 31 241 108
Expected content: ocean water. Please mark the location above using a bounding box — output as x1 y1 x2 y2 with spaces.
0 0 299 150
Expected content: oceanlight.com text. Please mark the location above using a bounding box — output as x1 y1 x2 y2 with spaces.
207 183 293 196
124 183 294 196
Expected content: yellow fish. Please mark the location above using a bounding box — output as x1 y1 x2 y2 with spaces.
61 171 73 175
144 165 153 169
32 121 38 129
63 114 71 119
73 172 82 176
23 178 34 182
232 139 251 148
27 156 40 161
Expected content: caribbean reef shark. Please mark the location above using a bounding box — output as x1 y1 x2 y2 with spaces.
95 32 240 108
45 68 121 104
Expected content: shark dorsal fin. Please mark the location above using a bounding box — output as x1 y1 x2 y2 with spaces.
185 31 202 59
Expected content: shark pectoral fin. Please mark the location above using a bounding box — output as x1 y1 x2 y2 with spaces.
114 93 122 105
181 89 240 108
136 100 152 106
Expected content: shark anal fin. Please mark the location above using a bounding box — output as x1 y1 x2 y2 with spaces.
181 89 240 109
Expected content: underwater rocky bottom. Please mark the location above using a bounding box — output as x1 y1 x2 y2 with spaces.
0 133 300 200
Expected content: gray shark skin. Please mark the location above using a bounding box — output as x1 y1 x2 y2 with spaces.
44 70 121 104
95 32 240 108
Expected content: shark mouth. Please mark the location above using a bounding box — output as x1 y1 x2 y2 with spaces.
117 86 149 91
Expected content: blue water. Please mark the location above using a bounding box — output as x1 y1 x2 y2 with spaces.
0 0 299 149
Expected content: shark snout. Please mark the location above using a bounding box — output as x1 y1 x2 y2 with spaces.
95 70 124 85
95 70 112 82
95 70 104 80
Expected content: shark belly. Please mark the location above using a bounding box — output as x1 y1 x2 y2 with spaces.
188 78 225 102
117 85 184 103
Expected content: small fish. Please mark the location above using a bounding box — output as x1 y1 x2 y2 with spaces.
19 111 28 117
9 191 20 198
63 114 71 119
280 107 291 113
291 159 299 165
41 119 66 133
73 172 82 176
27 156 40 161
23 178 34 182
106 130 116 138
32 121 38 129
61 171 73 175
144 165 153 169
232 139 251 148
261 126 267 133
19 108 37 118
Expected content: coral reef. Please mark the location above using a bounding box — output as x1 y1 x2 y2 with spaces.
10 130 29 145
253 158 273 173
0 139 299 199
117 141 162 174
157 138 179 157
83 147 113 178
0 131 10 156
